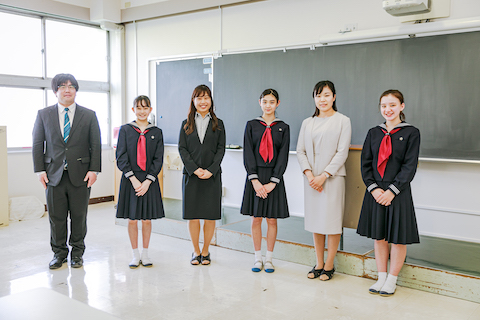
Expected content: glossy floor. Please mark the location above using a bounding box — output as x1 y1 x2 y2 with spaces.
0 203 479 320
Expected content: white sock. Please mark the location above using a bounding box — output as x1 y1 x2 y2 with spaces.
254 250 262 262
132 248 140 260
380 274 398 294
141 248 149 259
369 272 387 292
265 250 273 263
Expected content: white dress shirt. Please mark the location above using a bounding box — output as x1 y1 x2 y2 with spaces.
58 102 76 137
195 112 211 144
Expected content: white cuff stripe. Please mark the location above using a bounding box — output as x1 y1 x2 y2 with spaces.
270 177 280 183
367 183 378 192
248 174 259 180
125 171 134 178
389 184 400 195
146 174 156 182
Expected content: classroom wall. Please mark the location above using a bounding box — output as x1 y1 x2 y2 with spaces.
125 0 480 243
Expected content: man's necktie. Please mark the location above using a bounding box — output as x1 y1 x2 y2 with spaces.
64 108 70 143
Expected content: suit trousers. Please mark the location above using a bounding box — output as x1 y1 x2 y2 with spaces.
46 171 90 258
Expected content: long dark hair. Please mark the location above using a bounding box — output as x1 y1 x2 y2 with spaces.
312 80 337 117
184 84 219 135
379 89 406 122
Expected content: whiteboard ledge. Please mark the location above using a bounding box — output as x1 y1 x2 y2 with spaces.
419 157 480 164
318 16 480 45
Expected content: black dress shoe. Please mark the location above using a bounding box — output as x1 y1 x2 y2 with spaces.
49 257 67 270
71 257 83 268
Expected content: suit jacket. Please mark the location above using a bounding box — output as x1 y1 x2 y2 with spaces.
178 118 225 177
32 104 102 187
296 112 351 177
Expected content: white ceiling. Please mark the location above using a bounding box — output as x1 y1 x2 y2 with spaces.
53 0 247 10
52 0 260 22
53 0 170 9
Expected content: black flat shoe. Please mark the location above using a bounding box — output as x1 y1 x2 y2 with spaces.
320 267 335 281
201 253 211 265
49 257 67 270
307 265 324 279
71 257 83 268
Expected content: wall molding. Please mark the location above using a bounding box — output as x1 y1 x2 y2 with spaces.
415 205 480 217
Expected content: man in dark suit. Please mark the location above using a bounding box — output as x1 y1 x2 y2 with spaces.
32 74 101 269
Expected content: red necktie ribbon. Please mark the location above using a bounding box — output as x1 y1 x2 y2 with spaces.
377 127 401 178
259 121 277 163
131 126 150 171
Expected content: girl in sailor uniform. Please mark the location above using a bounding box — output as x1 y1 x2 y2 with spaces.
357 89 421 296
241 88 290 273
178 85 226 266
116 95 165 268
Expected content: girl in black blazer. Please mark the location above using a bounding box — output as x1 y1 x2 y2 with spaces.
179 85 226 265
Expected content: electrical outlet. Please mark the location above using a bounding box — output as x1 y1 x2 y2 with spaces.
340 23 358 34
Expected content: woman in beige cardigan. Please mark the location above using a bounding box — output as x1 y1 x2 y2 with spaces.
297 81 351 280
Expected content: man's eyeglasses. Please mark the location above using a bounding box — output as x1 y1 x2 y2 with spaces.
57 85 76 91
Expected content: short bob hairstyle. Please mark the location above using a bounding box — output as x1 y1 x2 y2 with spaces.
51 73 79 93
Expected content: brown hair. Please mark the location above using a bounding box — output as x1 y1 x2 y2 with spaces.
183 85 219 135
379 89 405 122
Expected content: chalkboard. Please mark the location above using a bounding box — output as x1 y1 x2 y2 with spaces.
156 58 210 145
157 31 480 160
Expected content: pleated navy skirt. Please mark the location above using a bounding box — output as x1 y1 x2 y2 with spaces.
240 167 289 219
116 171 165 220
356 181 419 245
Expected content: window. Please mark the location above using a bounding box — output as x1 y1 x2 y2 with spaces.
0 11 110 149
0 87 43 148
0 12 42 77
46 20 108 82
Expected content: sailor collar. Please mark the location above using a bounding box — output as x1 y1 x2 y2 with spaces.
378 122 411 131
129 121 156 131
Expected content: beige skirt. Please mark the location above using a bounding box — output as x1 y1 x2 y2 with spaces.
303 175 345 235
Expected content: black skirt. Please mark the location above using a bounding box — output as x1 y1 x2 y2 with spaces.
116 171 165 220
356 181 419 245
240 167 289 219
182 173 222 220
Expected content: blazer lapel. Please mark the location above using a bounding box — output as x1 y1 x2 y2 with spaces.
202 119 214 145
68 105 84 140
49 104 64 143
